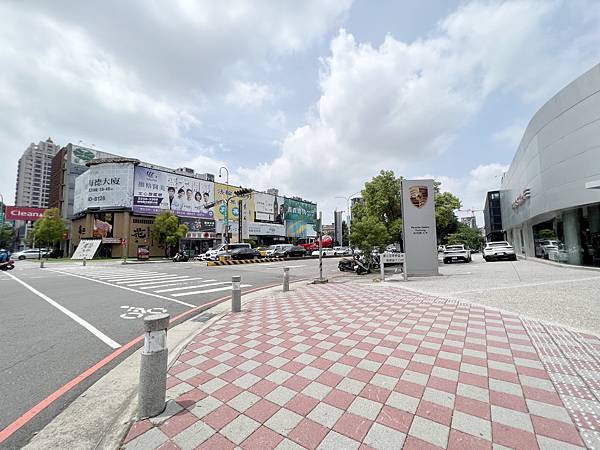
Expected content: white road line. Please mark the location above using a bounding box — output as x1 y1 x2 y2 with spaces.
47 269 196 308
97 273 162 281
3 272 121 349
268 264 306 269
449 275 600 294
125 276 194 287
154 281 232 293
116 275 184 284
139 278 216 289
172 284 252 297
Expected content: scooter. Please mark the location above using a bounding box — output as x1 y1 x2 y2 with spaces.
338 257 355 272
354 256 370 275
172 251 189 262
0 259 15 271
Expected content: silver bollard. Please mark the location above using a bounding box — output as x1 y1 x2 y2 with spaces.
40 259 45 269
82 257 86 266
232 275 241 312
138 313 170 418
283 267 290 292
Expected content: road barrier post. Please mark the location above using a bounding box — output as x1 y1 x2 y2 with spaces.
40 259 44 269
231 275 241 312
380 254 385 281
283 267 290 292
138 313 170 418
82 256 86 267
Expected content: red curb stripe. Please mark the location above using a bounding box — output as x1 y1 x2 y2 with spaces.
0 280 298 444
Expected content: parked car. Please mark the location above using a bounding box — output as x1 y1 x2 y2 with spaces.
256 246 268 257
311 248 336 256
266 244 293 256
274 245 307 258
12 248 49 260
203 243 251 261
333 246 353 256
229 247 262 260
443 244 471 263
483 241 517 261
536 239 559 259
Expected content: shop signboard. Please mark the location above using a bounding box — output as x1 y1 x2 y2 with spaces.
214 183 239 221
73 163 134 214
253 192 284 223
71 239 102 260
133 166 214 218
401 179 438 276
247 222 285 236
180 218 216 232
5 206 45 221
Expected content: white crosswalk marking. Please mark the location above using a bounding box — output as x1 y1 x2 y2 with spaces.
46 267 253 300
172 284 252 297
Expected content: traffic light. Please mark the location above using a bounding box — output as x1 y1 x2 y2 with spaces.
234 188 253 196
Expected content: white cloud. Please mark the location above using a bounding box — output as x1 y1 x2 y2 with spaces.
225 81 273 108
0 1 351 201
237 0 599 221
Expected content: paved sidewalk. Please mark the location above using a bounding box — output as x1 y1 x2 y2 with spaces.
123 283 600 449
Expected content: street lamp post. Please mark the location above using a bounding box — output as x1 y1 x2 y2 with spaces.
218 167 229 185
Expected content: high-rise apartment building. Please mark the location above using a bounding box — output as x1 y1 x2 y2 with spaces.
15 138 60 208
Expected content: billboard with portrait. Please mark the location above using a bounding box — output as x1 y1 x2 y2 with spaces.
133 166 214 218
73 162 135 214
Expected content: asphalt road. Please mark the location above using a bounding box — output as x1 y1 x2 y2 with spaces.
0 257 343 448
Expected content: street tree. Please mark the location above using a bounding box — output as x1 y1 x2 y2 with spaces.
152 211 188 257
447 223 485 251
0 224 13 248
349 215 388 258
434 182 461 243
352 170 402 243
31 208 67 250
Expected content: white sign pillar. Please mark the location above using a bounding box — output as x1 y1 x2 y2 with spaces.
401 179 439 276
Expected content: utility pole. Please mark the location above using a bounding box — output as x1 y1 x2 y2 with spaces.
315 212 327 284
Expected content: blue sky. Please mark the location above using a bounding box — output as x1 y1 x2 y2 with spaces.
1 0 598 223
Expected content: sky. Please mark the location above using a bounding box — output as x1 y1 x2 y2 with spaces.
1 0 599 225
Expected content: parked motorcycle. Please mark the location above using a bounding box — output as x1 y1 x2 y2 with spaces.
338 257 355 272
172 251 189 262
0 259 15 271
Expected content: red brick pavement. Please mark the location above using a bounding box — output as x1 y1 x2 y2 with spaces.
123 283 600 449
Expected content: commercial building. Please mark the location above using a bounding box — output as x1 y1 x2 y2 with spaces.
15 138 60 208
483 191 505 241
71 158 317 258
490 63 600 266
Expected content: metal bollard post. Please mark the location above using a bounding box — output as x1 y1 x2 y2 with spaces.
231 275 241 312
138 313 170 418
40 259 44 269
283 267 290 292
380 254 385 281
82 256 86 266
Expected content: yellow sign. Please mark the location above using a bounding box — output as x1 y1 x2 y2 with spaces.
214 183 254 223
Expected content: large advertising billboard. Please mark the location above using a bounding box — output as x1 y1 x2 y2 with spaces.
284 198 317 237
5 206 45 221
73 163 135 214
133 166 214 218
70 145 115 168
401 179 438 276
253 192 284 223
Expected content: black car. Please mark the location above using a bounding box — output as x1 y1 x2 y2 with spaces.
229 247 261 260
274 245 307 258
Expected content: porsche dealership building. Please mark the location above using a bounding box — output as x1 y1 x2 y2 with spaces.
492 64 600 266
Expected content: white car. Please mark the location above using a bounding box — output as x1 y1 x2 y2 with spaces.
333 246 352 256
311 248 336 256
203 243 251 261
443 245 471 263
483 241 517 262
266 244 293 256
12 248 49 260
536 240 559 259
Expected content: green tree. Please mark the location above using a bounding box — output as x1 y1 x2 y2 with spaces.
434 182 461 243
349 215 388 258
152 211 188 257
341 221 349 246
447 223 485 251
31 208 67 250
537 229 556 239
352 170 403 243
0 224 13 248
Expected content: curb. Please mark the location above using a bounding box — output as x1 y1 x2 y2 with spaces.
207 257 284 266
22 281 306 450
517 253 600 273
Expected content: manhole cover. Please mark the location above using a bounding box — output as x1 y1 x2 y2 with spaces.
191 312 216 323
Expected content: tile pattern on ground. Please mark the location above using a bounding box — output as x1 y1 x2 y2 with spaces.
123 283 596 449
